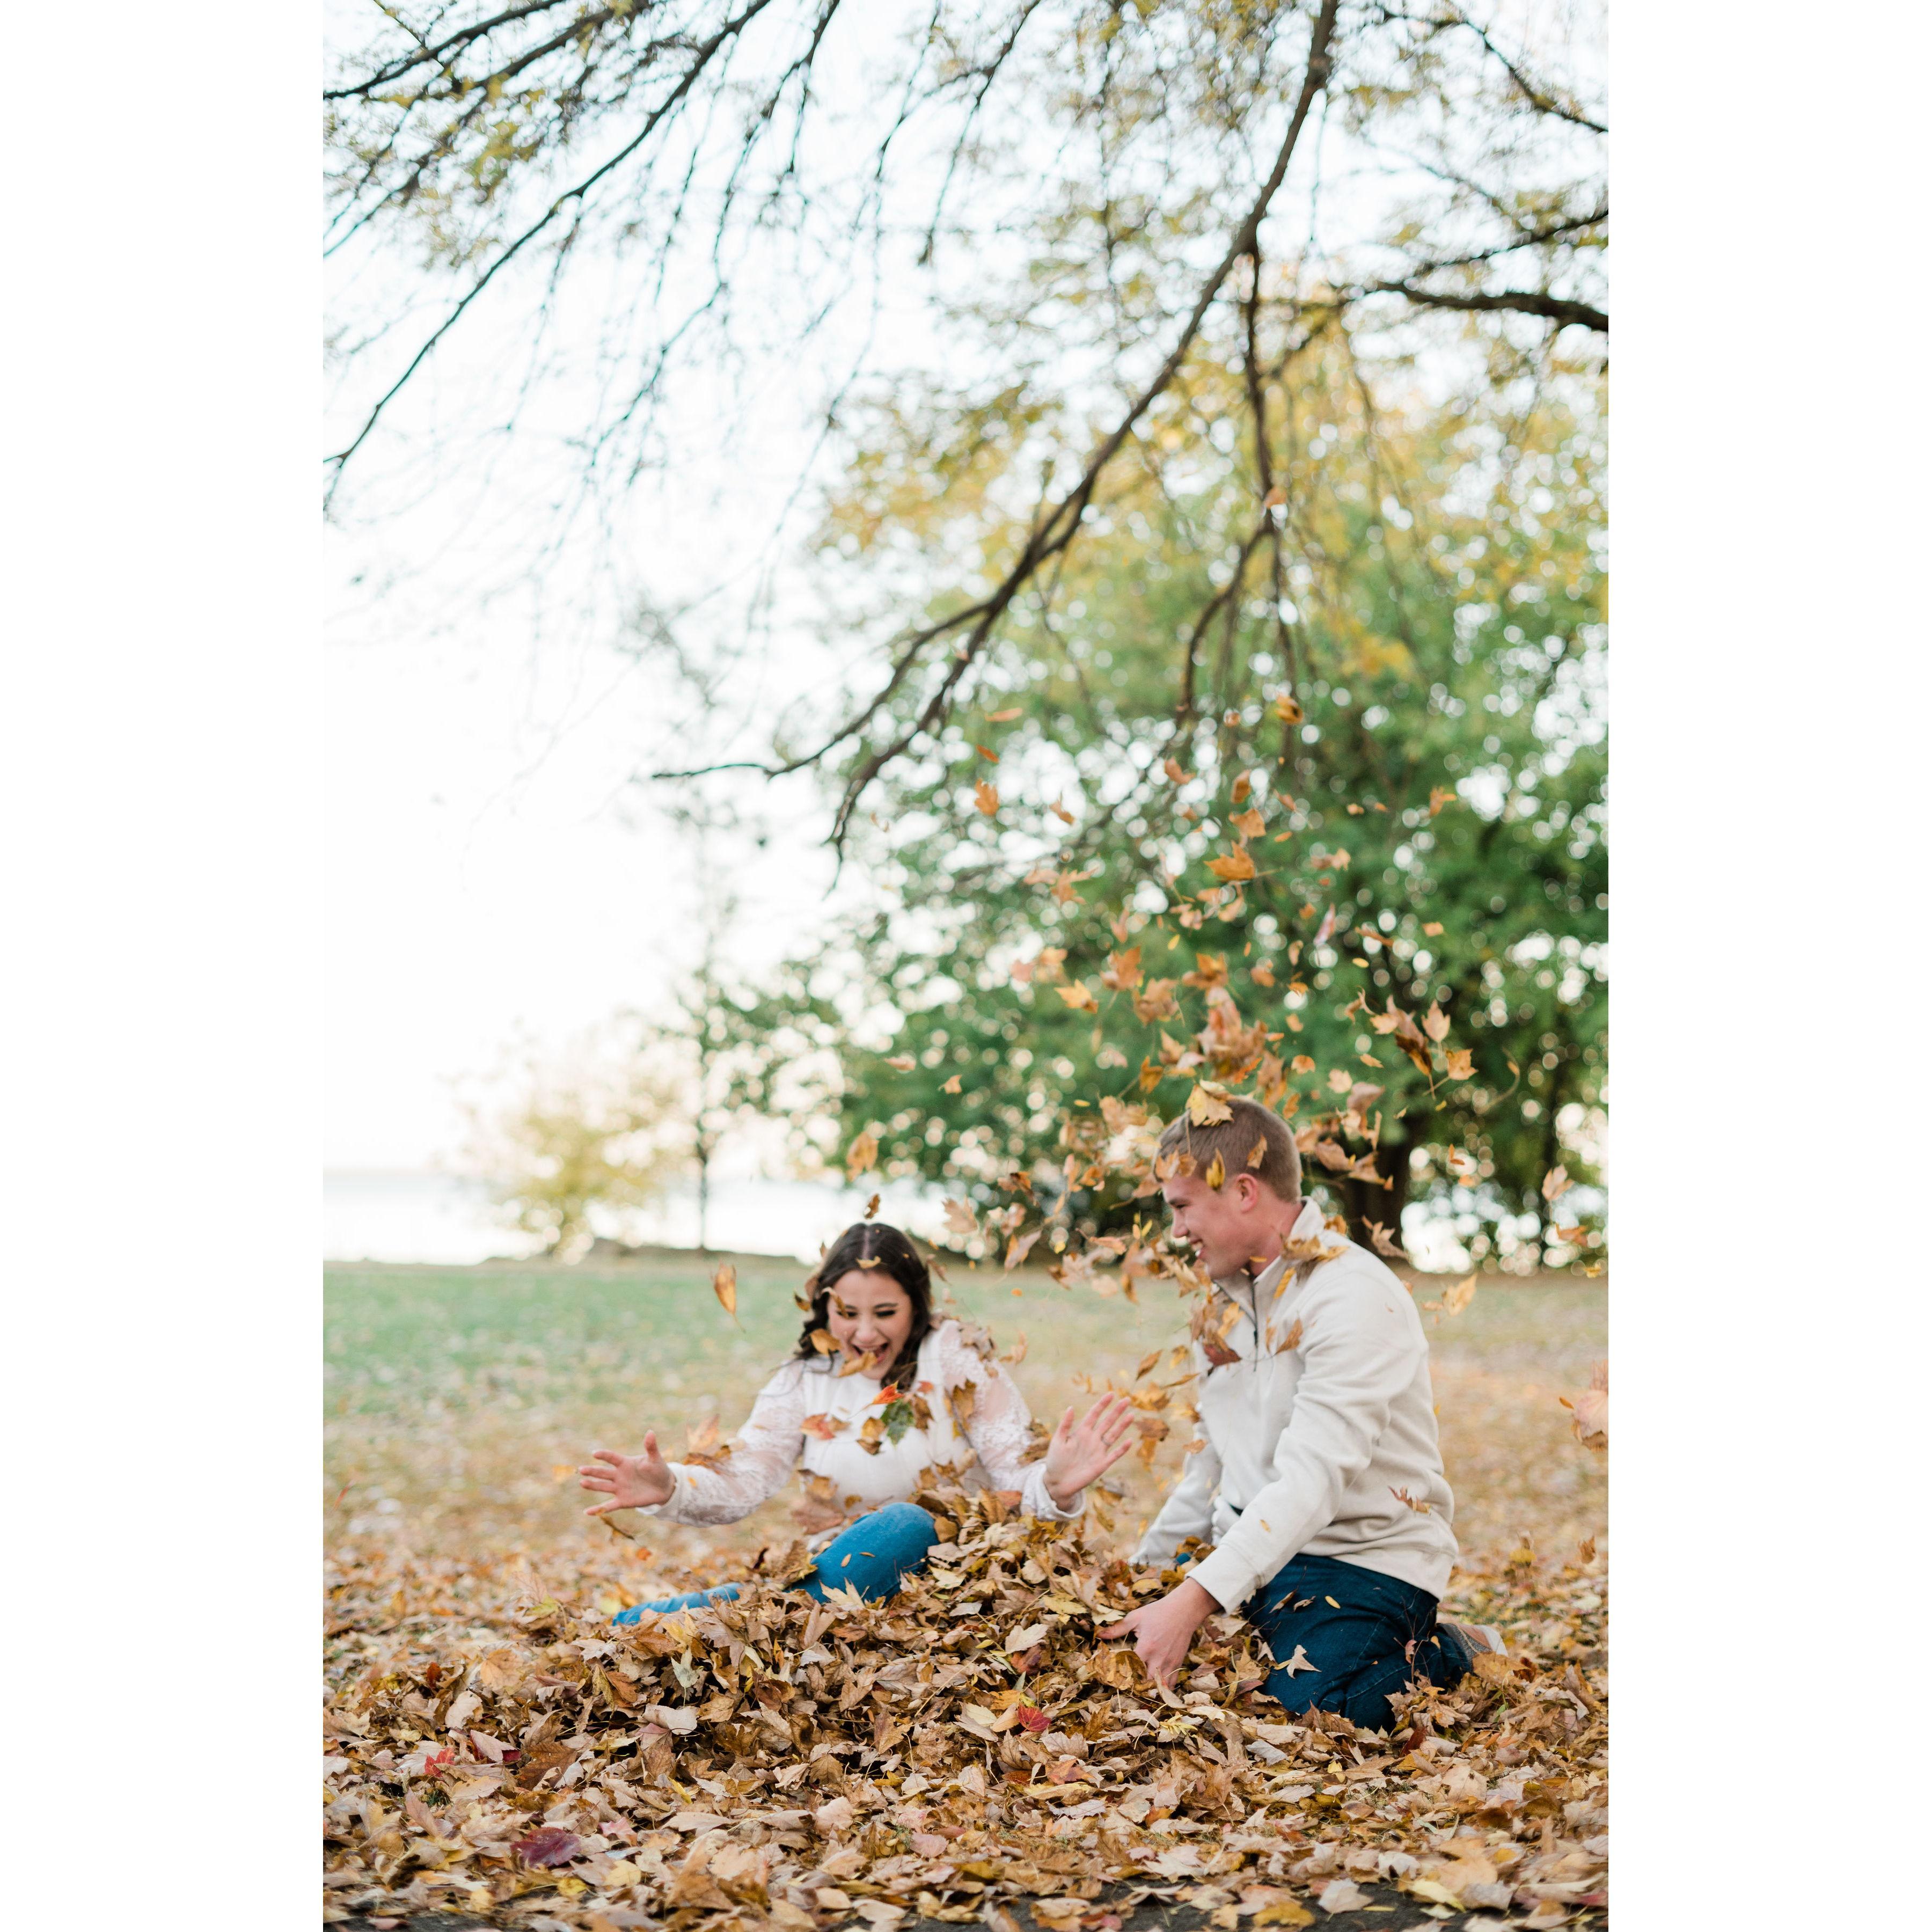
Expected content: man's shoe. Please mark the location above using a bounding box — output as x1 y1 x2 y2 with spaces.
1439 1619 1505 1659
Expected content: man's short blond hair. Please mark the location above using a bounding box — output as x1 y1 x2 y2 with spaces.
1157 1095 1301 1202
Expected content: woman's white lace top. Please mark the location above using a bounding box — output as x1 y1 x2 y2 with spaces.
639 1318 1082 1528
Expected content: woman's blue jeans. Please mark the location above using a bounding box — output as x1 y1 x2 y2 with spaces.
612 1500 938 1623
1244 1550 1476 1729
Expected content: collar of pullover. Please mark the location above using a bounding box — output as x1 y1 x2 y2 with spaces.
1212 1197 1327 1313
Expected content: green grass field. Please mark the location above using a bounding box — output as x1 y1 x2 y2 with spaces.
325 1252 1606 1602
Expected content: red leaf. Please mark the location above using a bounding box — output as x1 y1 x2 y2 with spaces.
514 1826 580 1868
1015 1703 1050 1732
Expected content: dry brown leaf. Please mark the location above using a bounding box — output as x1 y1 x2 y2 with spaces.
845 1131 879 1180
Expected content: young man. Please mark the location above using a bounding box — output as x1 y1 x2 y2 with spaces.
1098 1096 1492 1728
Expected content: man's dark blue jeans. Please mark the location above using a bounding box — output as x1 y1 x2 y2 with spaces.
1245 1550 1476 1730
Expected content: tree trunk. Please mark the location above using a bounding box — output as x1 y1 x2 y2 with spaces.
1331 1130 1414 1254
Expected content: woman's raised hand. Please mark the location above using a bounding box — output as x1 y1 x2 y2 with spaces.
579 1433 675 1516
1042 1391 1140 1508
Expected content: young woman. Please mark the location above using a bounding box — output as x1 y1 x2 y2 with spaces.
579 1221 1137 1619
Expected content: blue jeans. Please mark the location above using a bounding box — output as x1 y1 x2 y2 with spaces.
1243 1550 1475 1729
612 1500 938 1623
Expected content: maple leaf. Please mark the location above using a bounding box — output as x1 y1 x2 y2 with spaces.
514 1827 580 1869
1132 978 1179 1022
1185 1084 1233 1125
1366 1220 1408 1260
941 1198 978 1240
845 1130 879 1180
1541 1164 1572 1202
1180 950 1228 990
1205 845 1255 882
1099 947 1143 991
1423 1001 1451 1043
1056 980 1099 1013
1232 806 1267 839
974 779 999 816
799 1413 841 1441
1444 1047 1474 1080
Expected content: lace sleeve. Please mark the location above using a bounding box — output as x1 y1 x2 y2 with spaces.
642 1362 809 1527
934 1323 1083 1523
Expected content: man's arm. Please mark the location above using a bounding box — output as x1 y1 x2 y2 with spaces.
1131 1433 1223 1568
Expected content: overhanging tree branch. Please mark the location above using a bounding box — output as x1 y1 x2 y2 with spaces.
654 0 1343 850
1362 281 1607 334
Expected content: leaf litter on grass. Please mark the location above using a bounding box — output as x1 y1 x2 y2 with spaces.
325 1472 1606 1930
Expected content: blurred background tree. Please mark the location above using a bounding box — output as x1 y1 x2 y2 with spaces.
465 1045 687 1260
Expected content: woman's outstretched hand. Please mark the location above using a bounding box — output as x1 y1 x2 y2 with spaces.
1042 1391 1139 1508
579 1434 675 1516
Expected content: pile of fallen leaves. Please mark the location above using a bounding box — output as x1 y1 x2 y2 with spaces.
325 1483 1606 1929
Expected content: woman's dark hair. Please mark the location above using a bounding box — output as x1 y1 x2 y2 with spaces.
793 1221 934 1390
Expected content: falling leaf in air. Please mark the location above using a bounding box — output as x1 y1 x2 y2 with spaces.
1185 1083 1233 1125
1423 1002 1451 1043
1274 691 1304 724
712 1262 738 1321
987 706 1022 722
942 1072 963 1093
800 1413 841 1441
1005 1227 1042 1271
846 1131 879 1180
1057 980 1100 1013
1206 845 1256 883
1541 1165 1572 1203
1441 1272 1477 1315
863 1194 881 1220
1444 1048 1474 1080
942 1199 978 1240
1048 797 1075 823
976 743 1000 763
1423 919 1444 935
1162 757 1187 783
885 1054 916 1072
1367 1221 1408 1259
1428 786 1455 815
974 779 999 816
1251 960 1276 987
1232 806 1267 839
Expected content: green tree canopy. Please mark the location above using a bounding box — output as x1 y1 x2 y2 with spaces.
742 331 1604 1262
